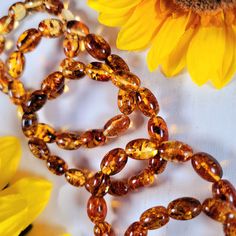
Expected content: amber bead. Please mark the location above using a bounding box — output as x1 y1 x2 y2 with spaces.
44 0 64 15
140 206 169 230
7 51 25 79
81 129 107 148
125 139 158 160
22 113 38 137
137 88 159 117
118 89 136 115
85 34 111 60
108 180 129 196
101 148 128 175
0 16 14 35
66 20 89 36
24 0 44 11
8 80 26 105
224 222 236 236
212 179 236 207
9 2 27 21
33 123 56 143
202 198 236 223
65 168 86 187
56 132 82 150
28 138 50 160
47 155 68 175
191 152 223 182
159 141 193 162
125 222 147 236
63 34 81 58
60 58 85 79
94 221 115 236
103 114 130 138
87 196 107 223
106 54 129 72
148 154 167 175
112 70 141 92
85 172 111 197
41 71 65 99
0 36 5 54
167 197 202 220
38 19 63 38
0 76 9 94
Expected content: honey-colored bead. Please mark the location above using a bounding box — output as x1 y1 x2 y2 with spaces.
140 206 169 230
112 70 141 92
202 198 236 223
24 0 44 11
212 179 236 207
0 61 9 94
66 20 89 37
85 34 111 60
8 80 26 105
56 132 82 150
65 168 86 187
81 129 107 148
0 35 5 54
126 139 158 160
7 51 25 79
33 123 56 143
85 172 111 197
103 114 130 138
94 221 115 236
148 154 167 175
106 54 129 72
60 58 85 79
28 138 50 160
224 222 236 236
41 71 65 99
159 141 193 162
168 197 202 220
191 152 223 182
22 113 38 137
86 62 113 82
108 180 129 196
118 89 136 115
47 155 68 175
148 116 168 142
87 196 107 223
0 16 14 35
63 34 81 58
9 2 27 21
125 222 147 236
44 0 64 15
101 148 128 175
38 19 63 38
137 87 159 117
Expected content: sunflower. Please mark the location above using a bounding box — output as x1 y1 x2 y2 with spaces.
88 0 236 88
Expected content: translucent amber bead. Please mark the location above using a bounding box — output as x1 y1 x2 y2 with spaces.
191 152 223 182
8 80 26 105
81 129 107 148
0 35 5 54
41 71 65 99
224 222 236 236
33 123 56 143
0 76 9 94
125 222 147 236
94 221 115 236
60 58 85 79
125 139 158 160
38 19 63 38
159 141 193 162
65 168 86 187
212 179 236 207
85 34 111 60
202 198 236 223
28 138 50 160
100 148 128 175
63 34 81 58
137 87 159 117
56 132 82 150
0 16 14 35
87 196 107 223
66 20 89 37
7 51 25 79
22 113 38 137
9 2 27 21
118 89 136 115
140 206 169 230
25 0 44 11
106 54 129 72
103 114 130 138
44 0 64 15
148 154 167 175
112 70 141 92
47 155 68 175
108 180 129 196
85 172 111 197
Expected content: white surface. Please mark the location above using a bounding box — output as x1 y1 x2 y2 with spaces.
1 1 236 235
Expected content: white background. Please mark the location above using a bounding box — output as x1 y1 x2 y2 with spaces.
0 1 236 235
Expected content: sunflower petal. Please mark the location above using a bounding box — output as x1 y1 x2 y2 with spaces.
0 136 21 190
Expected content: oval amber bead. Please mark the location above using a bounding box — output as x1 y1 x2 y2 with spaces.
212 179 236 207
148 154 167 175
87 196 107 223
224 222 236 236
0 16 14 35
63 34 81 58
44 0 64 15
7 51 25 79
101 148 128 175
108 180 129 196
167 197 202 220
0 76 9 95
28 138 50 160
106 54 129 72
85 34 111 60
191 152 223 182
140 206 169 230
0 35 5 54
24 0 44 11
33 123 56 143
125 222 147 236
202 198 236 223
159 141 193 162
137 87 159 117
22 113 38 137
126 139 158 160
94 221 115 236
118 89 136 115
56 132 82 150
8 80 26 105
65 168 86 187
81 129 107 148
47 155 68 175
103 114 130 138
66 20 89 36
9 2 27 21
112 70 141 92
38 19 63 38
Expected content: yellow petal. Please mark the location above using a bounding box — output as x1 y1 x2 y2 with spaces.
0 136 21 190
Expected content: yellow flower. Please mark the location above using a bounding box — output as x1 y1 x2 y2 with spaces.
0 136 52 236
88 0 236 89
